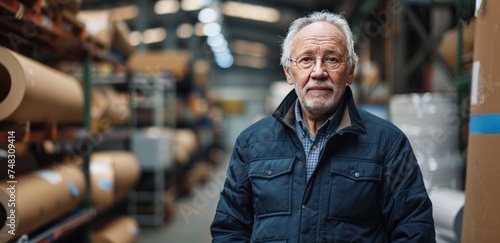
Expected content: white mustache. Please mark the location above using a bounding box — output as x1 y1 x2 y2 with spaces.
304 83 335 91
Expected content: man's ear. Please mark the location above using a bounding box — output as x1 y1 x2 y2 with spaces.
347 63 356 85
283 66 293 85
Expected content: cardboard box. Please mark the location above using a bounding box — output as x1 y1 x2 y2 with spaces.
462 0 500 242
462 135 500 242
468 0 500 115
127 50 192 80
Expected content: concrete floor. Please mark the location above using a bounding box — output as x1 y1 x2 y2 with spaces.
136 161 227 243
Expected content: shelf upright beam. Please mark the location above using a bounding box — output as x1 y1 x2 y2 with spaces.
82 56 93 243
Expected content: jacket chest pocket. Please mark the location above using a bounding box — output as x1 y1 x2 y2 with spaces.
249 158 294 218
327 160 382 225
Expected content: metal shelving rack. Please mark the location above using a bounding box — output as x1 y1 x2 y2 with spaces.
0 0 130 242
128 73 176 227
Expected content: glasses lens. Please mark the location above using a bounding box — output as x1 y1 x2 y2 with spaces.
324 56 341 70
293 55 346 71
297 56 314 70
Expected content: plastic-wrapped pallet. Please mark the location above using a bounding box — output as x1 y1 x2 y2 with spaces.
389 93 465 191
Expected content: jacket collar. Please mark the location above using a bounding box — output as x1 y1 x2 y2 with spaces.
272 86 367 135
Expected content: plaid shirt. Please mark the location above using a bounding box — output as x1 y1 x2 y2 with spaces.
294 99 344 180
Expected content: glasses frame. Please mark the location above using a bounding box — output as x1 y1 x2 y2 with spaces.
288 55 349 72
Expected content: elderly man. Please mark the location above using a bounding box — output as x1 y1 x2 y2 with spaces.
211 10 435 243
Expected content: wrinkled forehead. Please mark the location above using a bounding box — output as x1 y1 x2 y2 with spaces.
292 22 348 55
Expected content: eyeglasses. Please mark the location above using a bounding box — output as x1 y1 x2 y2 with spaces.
288 55 349 71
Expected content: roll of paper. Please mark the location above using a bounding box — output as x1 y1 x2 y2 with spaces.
0 163 85 242
91 151 140 199
90 161 114 209
99 87 130 126
91 216 139 243
0 46 83 123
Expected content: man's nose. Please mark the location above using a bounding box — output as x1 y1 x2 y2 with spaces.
311 58 326 75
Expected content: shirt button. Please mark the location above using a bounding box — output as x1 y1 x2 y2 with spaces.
266 170 272 175
302 204 307 209
354 172 360 178
312 145 317 150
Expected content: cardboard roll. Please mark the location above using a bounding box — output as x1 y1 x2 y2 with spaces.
90 161 114 209
90 151 140 200
91 216 139 243
97 87 130 126
111 21 134 59
0 46 84 124
439 18 475 71
0 162 85 242
174 129 198 164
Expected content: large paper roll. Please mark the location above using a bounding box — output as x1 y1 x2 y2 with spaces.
0 163 86 242
99 87 130 126
91 87 110 121
91 216 139 243
91 151 140 200
90 161 114 209
0 46 84 123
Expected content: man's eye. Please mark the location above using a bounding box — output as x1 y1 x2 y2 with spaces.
325 56 340 63
299 57 314 63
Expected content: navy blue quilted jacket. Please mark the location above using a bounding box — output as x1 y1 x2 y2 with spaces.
211 87 435 242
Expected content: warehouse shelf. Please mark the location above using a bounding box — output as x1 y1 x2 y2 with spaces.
0 1 136 242
27 207 97 243
0 0 125 65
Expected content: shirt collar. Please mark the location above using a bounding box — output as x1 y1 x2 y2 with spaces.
294 97 346 137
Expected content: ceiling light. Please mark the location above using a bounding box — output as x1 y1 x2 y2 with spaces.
155 0 180 15
202 22 221 36
222 1 280 23
207 33 225 47
181 0 207 11
216 55 234 68
143 27 167 44
177 23 193 39
198 8 218 23
211 40 228 52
